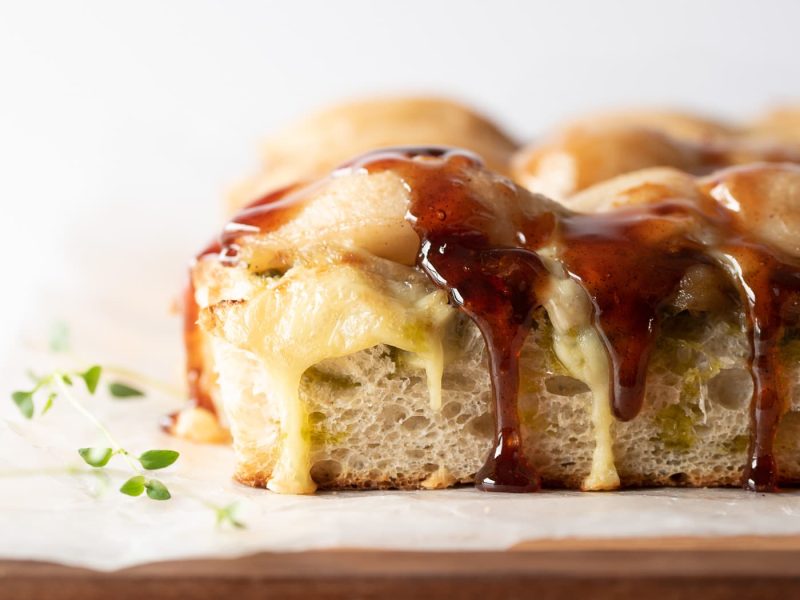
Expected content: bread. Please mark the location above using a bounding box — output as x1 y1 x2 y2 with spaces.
748 106 800 144
511 112 800 201
561 108 739 143
183 146 800 495
227 97 518 212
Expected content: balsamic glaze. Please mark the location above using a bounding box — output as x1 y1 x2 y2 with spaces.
733 248 800 490
358 148 555 492
184 147 800 492
558 202 721 422
558 194 800 490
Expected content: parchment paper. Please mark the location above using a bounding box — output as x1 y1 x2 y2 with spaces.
2 201 800 572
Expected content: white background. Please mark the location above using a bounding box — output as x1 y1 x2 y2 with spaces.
1 0 799 353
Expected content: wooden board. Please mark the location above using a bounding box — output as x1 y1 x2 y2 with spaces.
3 535 800 599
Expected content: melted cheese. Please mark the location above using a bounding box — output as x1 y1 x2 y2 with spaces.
544 277 620 491
210 240 621 494
214 251 453 494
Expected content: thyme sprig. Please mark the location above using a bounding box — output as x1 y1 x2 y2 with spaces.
9 322 246 527
11 365 178 501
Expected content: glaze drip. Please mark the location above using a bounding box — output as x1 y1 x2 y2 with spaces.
558 202 719 421
357 148 556 491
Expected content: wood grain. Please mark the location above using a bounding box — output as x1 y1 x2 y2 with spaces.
3 536 800 600
512 533 800 550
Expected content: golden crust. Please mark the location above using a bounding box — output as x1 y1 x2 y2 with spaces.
511 124 708 200
557 108 738 143
234 468 473 491
227 96 517 212
748 106 800 144
511 109 800 201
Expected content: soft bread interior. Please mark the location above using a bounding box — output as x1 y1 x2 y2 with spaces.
210 292 800 490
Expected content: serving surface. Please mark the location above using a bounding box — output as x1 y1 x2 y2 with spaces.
5 537 800 600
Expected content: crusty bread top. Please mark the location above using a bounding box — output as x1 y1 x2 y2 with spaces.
511 109 800 202
227 97 518 212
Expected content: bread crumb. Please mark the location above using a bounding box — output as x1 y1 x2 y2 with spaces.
173 406 231 444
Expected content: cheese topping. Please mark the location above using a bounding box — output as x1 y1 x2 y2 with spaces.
211 250 453 494
545 276 620 490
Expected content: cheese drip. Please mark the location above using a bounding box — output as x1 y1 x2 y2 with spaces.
544 277 620 490
211 252 453 494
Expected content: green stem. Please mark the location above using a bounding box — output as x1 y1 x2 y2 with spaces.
53 375 143 475
0 466 82 478
62 351 184 398
102 364 183 398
